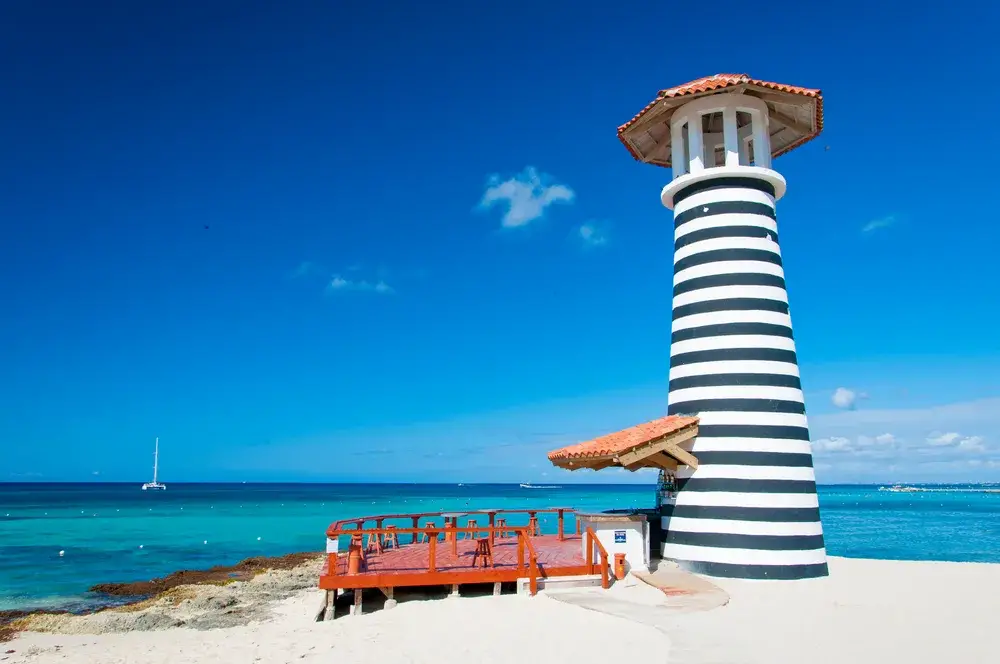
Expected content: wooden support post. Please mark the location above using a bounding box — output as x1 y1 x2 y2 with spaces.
323 589 335 621
488 512 496 547
557 509 564 541
428 532 437 573
352 589 363 616
380 586 397 610
411 516 420 544
493 582 501 596
517 533 525 570
450 584 460 598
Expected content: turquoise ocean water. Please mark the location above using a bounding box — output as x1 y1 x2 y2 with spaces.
2 482 999 611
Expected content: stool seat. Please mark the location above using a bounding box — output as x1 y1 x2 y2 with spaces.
461 519 479 540
383 525 400 550
527 516 541 537
418 521 438 543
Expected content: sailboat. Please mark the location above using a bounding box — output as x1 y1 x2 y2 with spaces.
141 438 167 491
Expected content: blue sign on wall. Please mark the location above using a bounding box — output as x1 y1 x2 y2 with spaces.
614 530 626 543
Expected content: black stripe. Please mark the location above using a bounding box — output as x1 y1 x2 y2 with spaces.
670 559 829 580
692 451 814 467
663 530 825 551
670 347 797 368
675 225 777 251
674 272 786 297
675 478 817 493
668 398 805 416
675 248 782 274
675 201 775 228
660 504 821 522
669 373 801 391
672 323 793 343
672 176 776 205
697 424 811 441
673 297 789 320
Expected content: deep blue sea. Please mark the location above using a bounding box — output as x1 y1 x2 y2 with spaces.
2 482 999 611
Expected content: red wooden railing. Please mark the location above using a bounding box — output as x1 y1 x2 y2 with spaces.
585 527 611 590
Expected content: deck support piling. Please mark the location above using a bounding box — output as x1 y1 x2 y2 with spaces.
493 582 501 596
351 589 363 616
450 584 460 598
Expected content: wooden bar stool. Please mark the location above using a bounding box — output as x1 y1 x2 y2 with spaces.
472 538 493 568
418 521 438 543
461 519 478 540
383 525 400 550
364 532 383 555
494 518 510 539
527 516 541 537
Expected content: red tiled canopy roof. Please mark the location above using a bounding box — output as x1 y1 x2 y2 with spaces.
547 415 699 462
617 73 824 167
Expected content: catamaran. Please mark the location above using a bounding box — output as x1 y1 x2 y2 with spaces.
141 437 167 491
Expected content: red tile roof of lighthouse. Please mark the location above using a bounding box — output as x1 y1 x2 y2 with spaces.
617 73 824 168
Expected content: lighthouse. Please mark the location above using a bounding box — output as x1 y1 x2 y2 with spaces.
617 74 828 580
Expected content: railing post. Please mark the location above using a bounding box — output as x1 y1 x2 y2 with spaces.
428 531 437 573
517 532 525 570
529 555 538 596
600 553 609 589
557 509 564 541
411 517 420 544
327 552 338 577
585 531 593 568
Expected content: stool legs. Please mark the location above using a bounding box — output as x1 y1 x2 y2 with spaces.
472 538 493 568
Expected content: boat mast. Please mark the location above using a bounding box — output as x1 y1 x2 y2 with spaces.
153 437 159 484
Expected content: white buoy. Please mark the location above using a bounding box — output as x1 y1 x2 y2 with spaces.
203 540 208 544
139 544 144 549
257 537 261 541
59 550 65 556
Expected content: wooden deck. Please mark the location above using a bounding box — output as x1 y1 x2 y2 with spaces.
318 509 611 601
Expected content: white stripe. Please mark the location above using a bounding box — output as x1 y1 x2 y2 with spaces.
673 187 775 215
689 438 814 455
674 236 781 263
669 360 800 379
669 385 805 405
673 285 788 309
695 412 809 428
672 309 792 332
661 516 824 537
670 334 797 356
675 214 778 241
675 465 816 481
661 543 827 566
674 260 785 287
665 491 819 508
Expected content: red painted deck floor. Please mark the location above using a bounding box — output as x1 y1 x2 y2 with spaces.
320 534 588 590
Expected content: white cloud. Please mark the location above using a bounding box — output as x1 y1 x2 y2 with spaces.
577 223 607 247
809 398 1000 482
479 167 574 228
328 276 394 295
862 214 896 233
831 387 858 409
927 432 961 447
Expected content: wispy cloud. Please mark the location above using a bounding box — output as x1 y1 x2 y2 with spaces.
291 261 324 279
577 222 607 247
478 167 574 228
327 275 394 295
809 397 1000 481
862 214 897 234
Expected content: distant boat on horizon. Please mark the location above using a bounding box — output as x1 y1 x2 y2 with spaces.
519 482 561 489
141 438 167 491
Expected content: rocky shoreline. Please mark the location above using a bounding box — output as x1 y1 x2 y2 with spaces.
0 552 323 643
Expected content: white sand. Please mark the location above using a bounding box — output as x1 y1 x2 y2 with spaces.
5 556 998 664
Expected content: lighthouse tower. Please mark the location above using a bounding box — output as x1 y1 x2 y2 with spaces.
618 74 828 580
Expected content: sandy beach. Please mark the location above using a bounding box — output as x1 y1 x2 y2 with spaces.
3 555 997 664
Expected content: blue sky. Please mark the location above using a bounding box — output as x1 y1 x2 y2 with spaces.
2 1 998 484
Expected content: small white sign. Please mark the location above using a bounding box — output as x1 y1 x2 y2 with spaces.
326 537 339 554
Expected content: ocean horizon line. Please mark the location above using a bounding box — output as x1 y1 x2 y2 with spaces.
3 480 998 488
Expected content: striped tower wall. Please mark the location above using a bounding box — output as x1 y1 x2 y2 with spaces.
660 173 828 580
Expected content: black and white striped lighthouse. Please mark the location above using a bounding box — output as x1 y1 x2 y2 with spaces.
618 74 828 580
